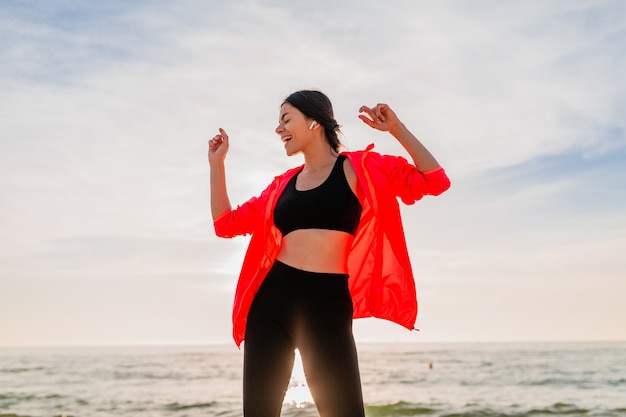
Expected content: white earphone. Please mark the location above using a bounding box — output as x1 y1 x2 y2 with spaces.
309 121 318 130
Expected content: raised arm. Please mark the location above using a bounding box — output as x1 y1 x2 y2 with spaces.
358 104 441 172
209 128 232 220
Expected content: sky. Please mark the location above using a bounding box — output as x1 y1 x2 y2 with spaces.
1 0 625 347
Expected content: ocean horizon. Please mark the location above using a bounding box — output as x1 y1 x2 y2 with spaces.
2 341 625 417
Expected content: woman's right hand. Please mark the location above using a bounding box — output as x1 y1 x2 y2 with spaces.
208 128 229 163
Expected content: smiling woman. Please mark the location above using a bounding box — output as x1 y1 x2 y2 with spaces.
209 89 450 417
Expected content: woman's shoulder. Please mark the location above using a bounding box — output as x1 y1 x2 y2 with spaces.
341 143 376 156
267 164 303 187
342 145 408 167
342 143 380 162
276 165 303 179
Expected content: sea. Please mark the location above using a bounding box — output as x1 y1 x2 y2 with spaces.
1 341 625 417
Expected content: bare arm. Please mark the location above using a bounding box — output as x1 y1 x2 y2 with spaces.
359 104 441 172
209 128 232 220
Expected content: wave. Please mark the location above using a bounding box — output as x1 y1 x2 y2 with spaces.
163 401 217 411
3 400 623 417
0 393 64 403
0 414 33 417
366 401 437 416
519 377 624 388
0 415 74 417
361 402 625 417
0 367 45 374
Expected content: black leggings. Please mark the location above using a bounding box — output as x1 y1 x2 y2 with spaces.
243 260 365 417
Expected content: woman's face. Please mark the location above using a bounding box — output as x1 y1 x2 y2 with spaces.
275 102 313 156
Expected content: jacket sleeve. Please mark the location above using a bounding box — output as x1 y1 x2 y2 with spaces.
379 154 451 205
213 182 275 238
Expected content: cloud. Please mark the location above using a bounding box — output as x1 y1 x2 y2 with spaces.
1 0 625 345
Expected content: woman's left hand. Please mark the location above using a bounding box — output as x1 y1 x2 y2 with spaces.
358 103 401 132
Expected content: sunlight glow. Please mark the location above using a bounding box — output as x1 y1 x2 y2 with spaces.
283 349 313 408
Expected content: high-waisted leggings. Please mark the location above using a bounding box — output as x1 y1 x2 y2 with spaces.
243 260 365 417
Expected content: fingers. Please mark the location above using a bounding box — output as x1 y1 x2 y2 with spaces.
361 104 387 120
215 128 228 144
209 128 228 147
208 136 222 150
358 113 375 128
359 105 374 120
359 104 388 126
358 106 376 128
208 128 230 159
374 104 388 122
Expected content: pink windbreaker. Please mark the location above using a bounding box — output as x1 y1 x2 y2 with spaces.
214 144 451 347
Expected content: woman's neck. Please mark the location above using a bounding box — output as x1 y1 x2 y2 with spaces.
304 148 338 171
301 141 338 171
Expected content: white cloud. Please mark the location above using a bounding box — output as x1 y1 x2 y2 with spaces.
1 0 625 345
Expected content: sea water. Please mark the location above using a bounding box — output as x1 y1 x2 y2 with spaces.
1 342 625 417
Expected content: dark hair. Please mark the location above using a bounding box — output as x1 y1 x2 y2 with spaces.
283 90 342 152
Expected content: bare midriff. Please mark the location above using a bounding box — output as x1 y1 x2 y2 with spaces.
276 229 354 274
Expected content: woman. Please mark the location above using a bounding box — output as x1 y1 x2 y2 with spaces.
209 90 450 417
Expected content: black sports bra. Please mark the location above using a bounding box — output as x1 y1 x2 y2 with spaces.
274 156 362 236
